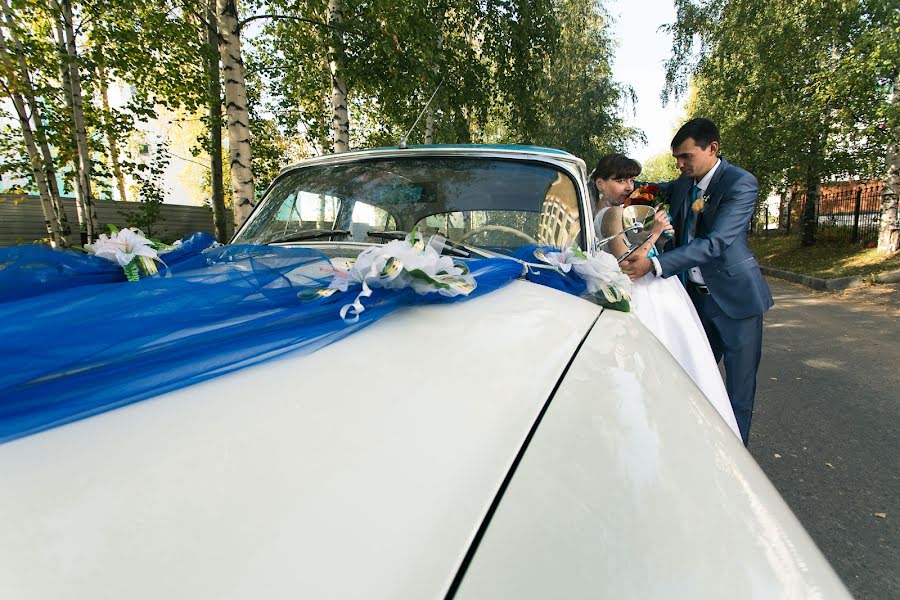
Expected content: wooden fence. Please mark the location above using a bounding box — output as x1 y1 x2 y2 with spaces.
0 195 233 246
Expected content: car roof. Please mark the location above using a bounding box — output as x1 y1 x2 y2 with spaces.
395 144 575 157
276 144 587 178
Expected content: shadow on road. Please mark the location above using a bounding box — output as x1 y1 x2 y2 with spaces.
750 278 899 599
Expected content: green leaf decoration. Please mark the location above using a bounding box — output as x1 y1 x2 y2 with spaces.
406 268 451 289
123 260 140 282
596 296 630 312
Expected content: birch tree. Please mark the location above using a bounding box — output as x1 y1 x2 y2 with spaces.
204 0 227 241
0 0 70 244
0 17 69 245
878 76 899 253
217 0 255 225
55 0 99 242
326 0 349 152
1 0 213 240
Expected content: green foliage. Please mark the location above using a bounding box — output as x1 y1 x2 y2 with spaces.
0 0 207 194
664 0 899 198
3 0 638 215
640 151 681 183
120 143 169 236
248 0 637 159
506 0 642 160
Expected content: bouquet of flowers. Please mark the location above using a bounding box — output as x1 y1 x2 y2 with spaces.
85 225 171 281
625 184 669 213
625 184 672 238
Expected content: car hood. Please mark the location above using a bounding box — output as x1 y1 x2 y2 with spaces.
0 280 601 599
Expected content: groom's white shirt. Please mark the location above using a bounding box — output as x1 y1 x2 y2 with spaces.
651 159 721 284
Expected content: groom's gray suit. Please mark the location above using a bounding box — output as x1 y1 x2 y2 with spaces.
657 157 773 444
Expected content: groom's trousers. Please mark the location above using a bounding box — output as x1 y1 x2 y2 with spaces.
688 285 763 446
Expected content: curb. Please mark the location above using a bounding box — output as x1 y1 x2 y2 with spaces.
761 266 900 290
874 269 900 284
760 266 865 291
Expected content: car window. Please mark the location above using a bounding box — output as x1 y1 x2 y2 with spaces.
349 202 397 241
235 156 584 254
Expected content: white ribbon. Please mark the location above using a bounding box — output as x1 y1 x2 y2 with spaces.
330 234 477 324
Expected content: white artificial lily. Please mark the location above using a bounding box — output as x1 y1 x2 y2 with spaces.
535 246 632 305
87 228 158 267
536 249 575 273
571 248 633 300
328 233 476 323
86 227 163 280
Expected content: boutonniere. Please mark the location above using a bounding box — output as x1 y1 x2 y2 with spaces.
691 195 708 214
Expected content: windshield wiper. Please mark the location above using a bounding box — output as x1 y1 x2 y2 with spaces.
265 229 351 244
365 231 471 257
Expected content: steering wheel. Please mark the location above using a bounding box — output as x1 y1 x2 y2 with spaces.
456 225 537 244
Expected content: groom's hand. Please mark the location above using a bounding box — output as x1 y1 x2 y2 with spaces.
620 254 653 280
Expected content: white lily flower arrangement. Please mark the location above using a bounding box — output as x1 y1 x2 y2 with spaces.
327 231 476 323
85 226 169 281
536 247 632 311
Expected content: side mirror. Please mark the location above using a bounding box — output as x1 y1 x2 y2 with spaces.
597 205 657 262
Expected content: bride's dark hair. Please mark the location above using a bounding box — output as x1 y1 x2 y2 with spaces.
590 154 641 180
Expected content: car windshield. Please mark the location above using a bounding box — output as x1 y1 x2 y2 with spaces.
233 156 585 256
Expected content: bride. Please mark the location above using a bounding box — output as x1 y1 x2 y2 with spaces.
590 154 741 439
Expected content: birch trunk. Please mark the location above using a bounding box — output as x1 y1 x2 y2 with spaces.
56 1 98 242
10 97 67 245
53 17 86 241
0 1 69 244
424 108 434 145
216 0 255 226
25 84 70 241
97 63 128 202
877 76 899 254
1 90 68 247
462 103 472 143
205 0 228 241
327 0 349 152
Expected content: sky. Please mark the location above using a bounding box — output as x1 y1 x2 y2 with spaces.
608 0 687 164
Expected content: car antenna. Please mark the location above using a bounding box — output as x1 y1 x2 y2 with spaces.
398 79 444 150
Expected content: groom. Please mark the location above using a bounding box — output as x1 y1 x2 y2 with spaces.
621 118 773 445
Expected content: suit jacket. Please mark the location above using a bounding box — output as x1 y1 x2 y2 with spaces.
657 157 773 319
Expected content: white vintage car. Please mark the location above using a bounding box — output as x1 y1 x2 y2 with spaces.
0 146 848 598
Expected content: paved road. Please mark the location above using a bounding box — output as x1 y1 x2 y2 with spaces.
749 278 899 600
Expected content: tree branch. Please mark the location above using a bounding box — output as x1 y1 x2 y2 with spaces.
237 13 366 39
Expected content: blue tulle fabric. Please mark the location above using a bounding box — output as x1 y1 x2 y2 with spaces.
0 238 524 443
511 245 588 297
0 232 218 302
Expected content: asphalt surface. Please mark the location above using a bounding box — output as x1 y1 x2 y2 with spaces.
749 278 900 599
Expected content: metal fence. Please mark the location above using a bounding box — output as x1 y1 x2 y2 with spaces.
774 182 883 244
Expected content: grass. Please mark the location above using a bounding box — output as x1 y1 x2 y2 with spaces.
749 234 900 279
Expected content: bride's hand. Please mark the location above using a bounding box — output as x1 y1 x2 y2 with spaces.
652 210 674 237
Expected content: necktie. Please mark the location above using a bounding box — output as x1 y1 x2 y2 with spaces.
679 184 700 285
683 184 700 246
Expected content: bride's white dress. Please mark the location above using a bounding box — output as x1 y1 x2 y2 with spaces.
595 208 741 439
